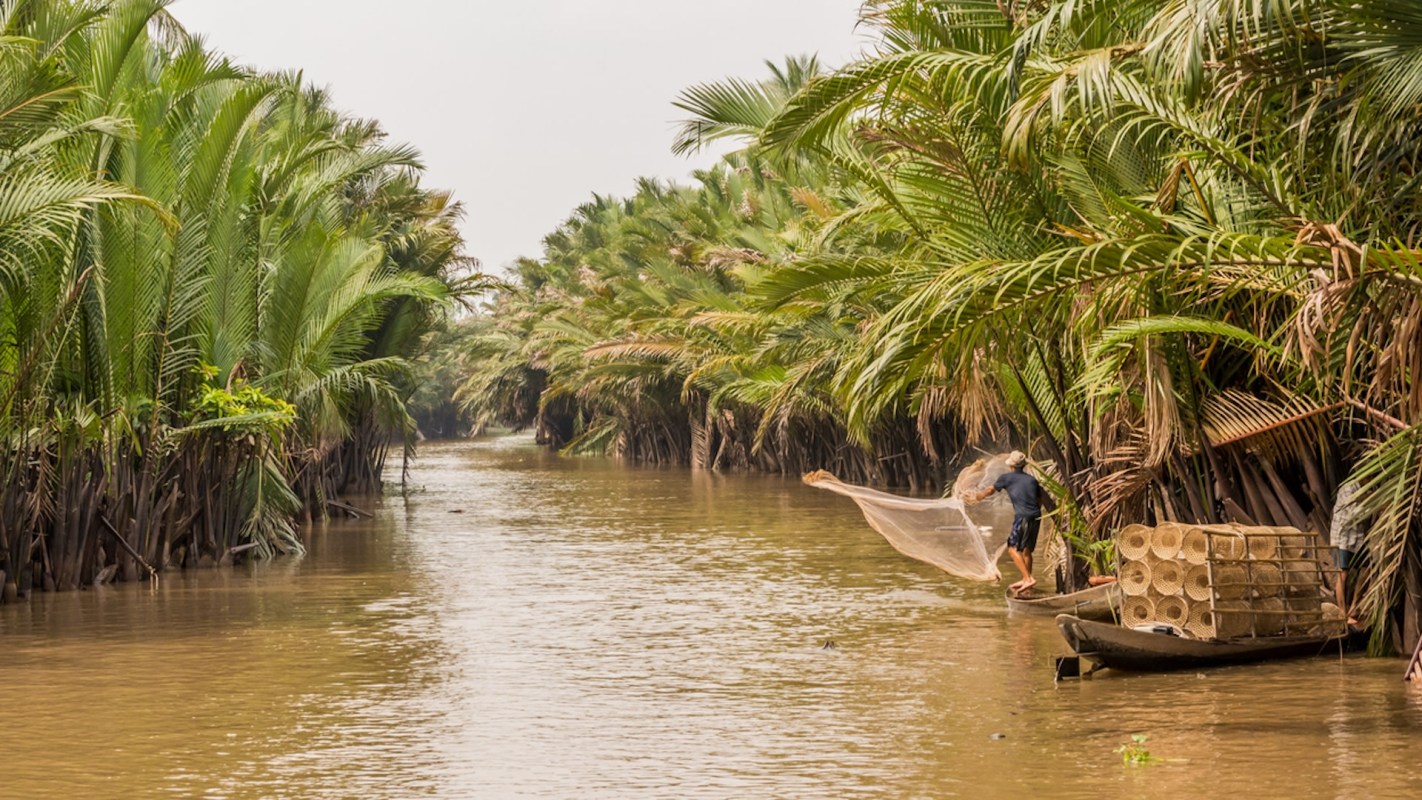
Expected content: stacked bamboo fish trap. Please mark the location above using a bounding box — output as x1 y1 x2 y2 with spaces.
1115 523 1345 641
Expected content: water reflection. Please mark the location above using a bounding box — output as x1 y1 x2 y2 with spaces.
0 435 1418 798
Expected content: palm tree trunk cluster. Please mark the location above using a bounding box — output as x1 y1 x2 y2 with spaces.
0 1 473 604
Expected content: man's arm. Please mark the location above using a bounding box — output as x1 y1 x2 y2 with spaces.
968 486 995 504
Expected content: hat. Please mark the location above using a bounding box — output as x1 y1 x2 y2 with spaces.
1005 450 1028 468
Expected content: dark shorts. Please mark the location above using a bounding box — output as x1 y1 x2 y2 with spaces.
1009 516 1041 553
1336 549 1356 570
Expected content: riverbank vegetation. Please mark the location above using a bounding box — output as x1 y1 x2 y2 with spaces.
0 0 471 600
461 0 1422 652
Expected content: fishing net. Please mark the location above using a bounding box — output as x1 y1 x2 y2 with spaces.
803 455 1024 582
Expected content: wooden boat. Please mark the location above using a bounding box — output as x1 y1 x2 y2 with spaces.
1055 613 1344 672
1006 582 1120 621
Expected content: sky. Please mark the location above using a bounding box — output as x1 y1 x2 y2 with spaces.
172 1 871 273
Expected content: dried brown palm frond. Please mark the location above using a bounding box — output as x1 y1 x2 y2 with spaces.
1141 345 1183 469
1083 435 1156 533
1293 244 1422 428
701 246 768 272
945 349 1008 447
1200 390 1339 459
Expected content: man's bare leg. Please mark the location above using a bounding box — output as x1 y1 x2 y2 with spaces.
1334 568 1359 625
1019 550 1036 591
1009 548 1033 593
1008 548 1026 590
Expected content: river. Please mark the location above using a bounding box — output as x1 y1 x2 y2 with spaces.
1 436 1418 798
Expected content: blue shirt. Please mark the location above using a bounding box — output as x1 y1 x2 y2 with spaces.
993 470 1041 518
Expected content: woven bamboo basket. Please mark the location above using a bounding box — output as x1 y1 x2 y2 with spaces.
1311 602 1347 637
1251 562 1285 598
1184 564 1213 602
1212 600 1254 639
1151 523 1186 560
1247 534 1280 561
1185 603 1216 639
1279 596 1322 634
1286 594 1324 618
1282 559 1321 595
1253 597 1286 635
1279 534 1312 560
1120 559 1153 597
1123 595 1156 625
1205 530 1248 560
1155 595 1189 627
1117 524 1153 561
1151 559 1185 597
1180 528 1209 565
1212 564 1250 600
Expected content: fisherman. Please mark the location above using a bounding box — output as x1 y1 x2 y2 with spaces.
1330 479 1365 626
969 450 1042 594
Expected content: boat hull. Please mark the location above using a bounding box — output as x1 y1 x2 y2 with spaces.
1056 614 1342 672
1006 583 1120 622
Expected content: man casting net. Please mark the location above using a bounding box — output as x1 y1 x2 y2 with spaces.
803 454 1029 582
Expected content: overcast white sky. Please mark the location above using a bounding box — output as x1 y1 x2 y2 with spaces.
172 1 869 273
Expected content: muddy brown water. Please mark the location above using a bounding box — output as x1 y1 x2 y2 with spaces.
2 436 1419 799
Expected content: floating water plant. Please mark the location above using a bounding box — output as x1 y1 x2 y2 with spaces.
1116 735 1159 766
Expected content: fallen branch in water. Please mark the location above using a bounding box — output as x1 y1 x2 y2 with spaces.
325 499 373 518
98 516 158 580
